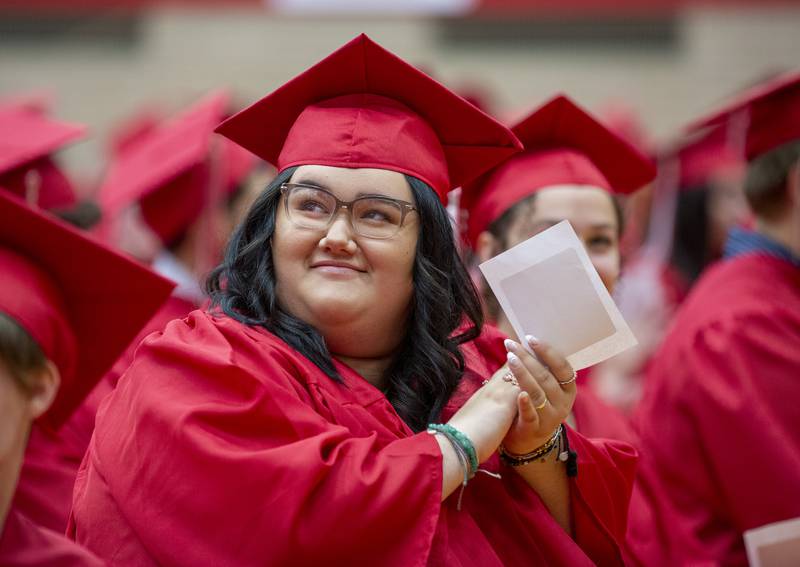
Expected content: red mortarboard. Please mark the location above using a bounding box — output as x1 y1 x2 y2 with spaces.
0 109 86 210
107 105 163 158
461 94 656 247
0 192 174 428
687 69 800 161
664 123 743 190
215 34 522 202
220 138 258 197
99 90 230 244
0 191 175 430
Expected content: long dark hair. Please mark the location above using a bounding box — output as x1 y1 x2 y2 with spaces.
207 167 484 432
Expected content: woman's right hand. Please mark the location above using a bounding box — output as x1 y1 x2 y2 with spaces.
446 368 521 463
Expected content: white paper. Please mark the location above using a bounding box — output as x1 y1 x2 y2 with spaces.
745 517 800 567
479 220 637 370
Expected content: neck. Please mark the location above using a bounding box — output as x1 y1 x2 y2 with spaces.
756 215 800 258
333 353 394 391
0 425 29 534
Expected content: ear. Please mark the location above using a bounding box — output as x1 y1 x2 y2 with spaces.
475 231 501 264
26 360 60 420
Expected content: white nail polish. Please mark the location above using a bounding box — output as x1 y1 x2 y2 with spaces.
504 339 515 351
507 352 519 366
525 334 539 346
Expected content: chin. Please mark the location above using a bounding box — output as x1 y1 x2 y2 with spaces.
304 296 368 326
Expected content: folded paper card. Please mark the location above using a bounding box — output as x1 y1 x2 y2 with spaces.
479 220 637 370
745 517 800 567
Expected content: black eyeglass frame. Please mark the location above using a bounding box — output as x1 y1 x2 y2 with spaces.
279 182 418 239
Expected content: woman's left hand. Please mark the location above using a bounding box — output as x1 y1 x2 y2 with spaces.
495 335 577 455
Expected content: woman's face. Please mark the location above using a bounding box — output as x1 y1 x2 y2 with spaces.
493 185 622 293
272 165 419 357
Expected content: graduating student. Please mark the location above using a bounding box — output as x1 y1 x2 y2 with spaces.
460 94 688 565
96 90 257 385
461 94 653 441
0 108 86 213
663 123 749 296
636 70 800 566
2 109 101 533
14 92 256 533
70 35 637 566
0 191 173 565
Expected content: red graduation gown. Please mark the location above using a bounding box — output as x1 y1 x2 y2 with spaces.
70 310 637 566
0 509 104 567
636 253 800 566
14 295 196 533
474 324 686 566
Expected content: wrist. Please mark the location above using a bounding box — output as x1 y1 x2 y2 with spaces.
502 426 561 457
500 425 564 467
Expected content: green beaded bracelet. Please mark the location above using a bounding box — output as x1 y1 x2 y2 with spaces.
427 423 479 474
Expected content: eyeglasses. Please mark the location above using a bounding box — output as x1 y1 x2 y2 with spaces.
280 183 417 240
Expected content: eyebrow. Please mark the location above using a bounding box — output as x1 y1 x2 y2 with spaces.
292 178 401 200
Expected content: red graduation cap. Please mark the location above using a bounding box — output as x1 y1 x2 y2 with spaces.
106 105 163 159
98 90 230 244
687 69 800 161
0 109 86 210
219 137 258 197
215 34 522 203
0 191 175 430
663 123 743 190
461 94 656 248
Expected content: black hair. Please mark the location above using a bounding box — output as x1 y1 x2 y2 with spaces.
669 185 712 286
52 200 102 231
0 312 48 394
207 167 483 432
745 139 800 220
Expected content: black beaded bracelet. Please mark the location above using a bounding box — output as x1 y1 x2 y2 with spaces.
499 425 563 466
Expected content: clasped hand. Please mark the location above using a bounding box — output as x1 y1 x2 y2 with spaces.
448 336 577 463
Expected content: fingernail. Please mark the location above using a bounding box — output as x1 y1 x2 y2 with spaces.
507 352 520 366
504 339 516 352
525 335 539 346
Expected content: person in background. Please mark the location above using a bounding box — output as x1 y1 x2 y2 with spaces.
0 190 173 565
0 106 106 533
593 120 751 414
13 91 260 534
70 35 638 566
665 124 750 295
460 93 692 565
96 89 259 384
0 106 99 229
636 70 800 566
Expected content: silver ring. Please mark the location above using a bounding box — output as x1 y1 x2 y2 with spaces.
557 370 577 386
502 373 519 387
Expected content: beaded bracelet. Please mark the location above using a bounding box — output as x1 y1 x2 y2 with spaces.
427 423 481 510
427 423 479 475
499 425 563 466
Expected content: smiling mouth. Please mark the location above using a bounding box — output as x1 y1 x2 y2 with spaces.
311 263 365 274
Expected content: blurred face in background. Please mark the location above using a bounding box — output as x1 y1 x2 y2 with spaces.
707 167 751 256
478 185 622 294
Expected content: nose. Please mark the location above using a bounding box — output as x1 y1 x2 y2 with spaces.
319 208 357 254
